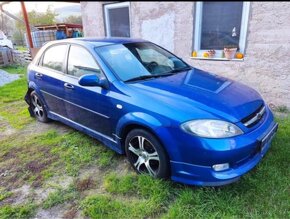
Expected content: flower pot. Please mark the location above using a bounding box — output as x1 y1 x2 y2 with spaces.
207 50 215 58
224 48 237 59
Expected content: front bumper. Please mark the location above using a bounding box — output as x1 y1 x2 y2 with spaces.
168 106 278 186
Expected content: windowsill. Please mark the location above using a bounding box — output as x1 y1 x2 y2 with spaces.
190 57 244 62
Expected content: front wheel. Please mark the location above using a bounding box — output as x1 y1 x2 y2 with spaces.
125 129 170 178
30 91 49 123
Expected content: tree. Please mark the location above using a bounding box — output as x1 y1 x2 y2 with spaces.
16 6 58 31
14 6 58 46
63 15 82 24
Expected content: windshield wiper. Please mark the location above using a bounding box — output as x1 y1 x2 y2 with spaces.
124 67 192 83
124 75 160 82
166 66 192 74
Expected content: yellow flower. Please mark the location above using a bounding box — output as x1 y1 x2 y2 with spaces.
192 51 197 57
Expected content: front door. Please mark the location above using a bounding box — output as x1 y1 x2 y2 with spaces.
63 45 113 137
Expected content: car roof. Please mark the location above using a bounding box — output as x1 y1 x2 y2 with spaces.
53 37 149 47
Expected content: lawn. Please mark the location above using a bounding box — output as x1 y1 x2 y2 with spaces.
0 65 289 219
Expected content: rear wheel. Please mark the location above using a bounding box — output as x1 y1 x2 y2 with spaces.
125 129 170 178
30 91 49 123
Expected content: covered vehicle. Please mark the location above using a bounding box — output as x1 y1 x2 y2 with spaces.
0 30 13 49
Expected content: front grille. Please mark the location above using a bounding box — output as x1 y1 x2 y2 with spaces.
241 104 265 128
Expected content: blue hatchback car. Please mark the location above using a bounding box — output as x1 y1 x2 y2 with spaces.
25 38 278 186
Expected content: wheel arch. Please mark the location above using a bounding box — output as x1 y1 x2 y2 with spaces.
120 123 158 151
116 112 171 157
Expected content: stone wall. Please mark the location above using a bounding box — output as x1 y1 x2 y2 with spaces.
81 1 290 108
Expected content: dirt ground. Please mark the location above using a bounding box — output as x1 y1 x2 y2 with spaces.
0 116 131 218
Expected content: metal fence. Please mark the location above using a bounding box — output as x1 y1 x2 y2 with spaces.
12 49 32 65
24 30 56 48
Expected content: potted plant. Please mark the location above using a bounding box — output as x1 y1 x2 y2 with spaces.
207 49 216 58
223 45 238 59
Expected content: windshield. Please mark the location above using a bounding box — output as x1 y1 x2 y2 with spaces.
95 42 190 82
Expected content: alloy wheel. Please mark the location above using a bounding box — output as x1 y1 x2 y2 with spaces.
127 136 160 176
31 93 45 120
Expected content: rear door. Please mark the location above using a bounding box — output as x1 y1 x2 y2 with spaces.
32 44 69 117
63 44 113 137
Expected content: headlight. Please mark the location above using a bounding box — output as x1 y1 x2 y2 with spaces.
181 119 243 138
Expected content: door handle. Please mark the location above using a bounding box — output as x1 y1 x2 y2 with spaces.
64 83 74 89
35 72 43 78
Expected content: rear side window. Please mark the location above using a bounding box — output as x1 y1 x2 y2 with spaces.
42 45 67 72
67 45 101 78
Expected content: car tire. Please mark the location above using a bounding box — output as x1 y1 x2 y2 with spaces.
30 91 49 123
125 129 170 179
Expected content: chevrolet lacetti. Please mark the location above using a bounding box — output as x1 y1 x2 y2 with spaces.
25 38 278 186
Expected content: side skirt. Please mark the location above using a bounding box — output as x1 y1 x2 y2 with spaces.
48 111 123 154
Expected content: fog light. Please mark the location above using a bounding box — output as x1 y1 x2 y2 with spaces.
212 163 230 171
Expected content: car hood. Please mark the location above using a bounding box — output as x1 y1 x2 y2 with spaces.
129 68 263 123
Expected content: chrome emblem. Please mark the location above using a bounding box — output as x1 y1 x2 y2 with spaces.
256 112 263 120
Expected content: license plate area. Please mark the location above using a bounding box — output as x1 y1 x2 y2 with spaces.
258 123 278 152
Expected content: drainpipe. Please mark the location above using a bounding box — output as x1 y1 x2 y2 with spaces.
20 1 33 48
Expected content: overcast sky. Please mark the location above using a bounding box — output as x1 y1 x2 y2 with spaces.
1 1 80 14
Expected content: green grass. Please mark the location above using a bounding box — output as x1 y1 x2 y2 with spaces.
43 185 79 209
0 64 289 218
104 173 137 195
50 131 104 176
0 101 33 129
0 65 31 129
1 64 27 75
0 204 36 219
93 173 174 218
0 129 114 188
15 46 28 52
81 195 160 219
0 190 13 202
0 65 27 103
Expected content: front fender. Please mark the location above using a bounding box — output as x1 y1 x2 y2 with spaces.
116 112 165 134
115 112 180 160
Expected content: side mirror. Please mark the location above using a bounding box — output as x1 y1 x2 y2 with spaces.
78 74 108 89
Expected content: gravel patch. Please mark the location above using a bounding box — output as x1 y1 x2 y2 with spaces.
0 69 19 86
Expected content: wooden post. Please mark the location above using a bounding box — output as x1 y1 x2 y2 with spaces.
20 2 33 48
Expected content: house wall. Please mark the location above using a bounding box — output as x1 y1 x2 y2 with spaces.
81 1 290 108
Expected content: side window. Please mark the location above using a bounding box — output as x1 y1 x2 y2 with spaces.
67 45 101 78
42 45 67 72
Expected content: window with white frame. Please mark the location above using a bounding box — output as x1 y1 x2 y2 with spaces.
104 2 130 37
193 2 250 58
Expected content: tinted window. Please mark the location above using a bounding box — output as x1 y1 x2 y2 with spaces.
67 45 101 77
201 2 243 50
42 45 67 72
